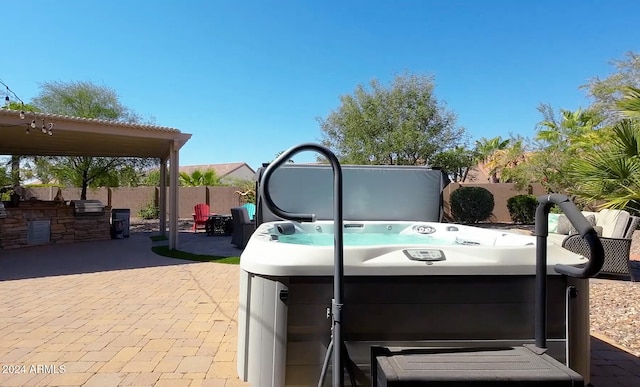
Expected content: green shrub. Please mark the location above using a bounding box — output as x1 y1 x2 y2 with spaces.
507 194 538 224
450 186 494 223
138 201 159 219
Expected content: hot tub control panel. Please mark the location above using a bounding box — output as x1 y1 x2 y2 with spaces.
403 249 446 262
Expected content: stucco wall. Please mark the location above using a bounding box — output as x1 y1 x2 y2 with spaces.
442 183 547 223
23 186 248 219
21 182 547 223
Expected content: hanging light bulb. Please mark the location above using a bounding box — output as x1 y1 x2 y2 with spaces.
30 119 36 128
41 119 47 134
25 127 30 134
19 103 25 119
47 122 54 135
4 95 8 108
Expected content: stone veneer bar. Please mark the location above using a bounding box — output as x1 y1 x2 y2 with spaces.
0 200 111 249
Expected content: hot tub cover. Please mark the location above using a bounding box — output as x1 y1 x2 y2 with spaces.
256 164 449 224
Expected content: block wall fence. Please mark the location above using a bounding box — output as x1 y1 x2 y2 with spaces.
21 183 547 223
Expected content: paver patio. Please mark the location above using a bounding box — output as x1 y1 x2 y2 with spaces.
0 234 248 386
1 231 639 386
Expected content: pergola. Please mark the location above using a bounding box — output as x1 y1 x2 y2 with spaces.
0 109 192 250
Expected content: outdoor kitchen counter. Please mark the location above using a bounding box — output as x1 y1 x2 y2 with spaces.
0 200 111 249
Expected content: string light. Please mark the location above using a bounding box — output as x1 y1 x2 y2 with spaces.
1 79 55 136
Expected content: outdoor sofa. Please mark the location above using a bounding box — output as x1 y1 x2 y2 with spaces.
547 209 639 280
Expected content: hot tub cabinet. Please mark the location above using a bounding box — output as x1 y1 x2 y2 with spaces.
237 221 591 387
0 200 111 249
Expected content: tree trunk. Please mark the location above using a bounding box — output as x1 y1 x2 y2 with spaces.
81 168 89 200
81 183 88 200
11 155 20 186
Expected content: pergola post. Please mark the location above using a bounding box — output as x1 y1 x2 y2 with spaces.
159 157 167 237
169 141 180 250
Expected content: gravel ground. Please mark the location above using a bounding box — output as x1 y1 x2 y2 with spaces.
132 219 640 356
590 279 640 356
589 230 640 357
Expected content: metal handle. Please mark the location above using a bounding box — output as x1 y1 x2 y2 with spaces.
535 193 604 278
534 193 604 350
259 143 345 387
259 144 334 222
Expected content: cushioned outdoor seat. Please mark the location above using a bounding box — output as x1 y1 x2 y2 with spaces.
231 207 256 249
550 209 639 280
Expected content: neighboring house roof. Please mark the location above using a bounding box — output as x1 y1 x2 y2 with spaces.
465 162 491 182
179 162 255 179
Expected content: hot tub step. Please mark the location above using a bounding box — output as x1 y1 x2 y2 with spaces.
372 346 583 386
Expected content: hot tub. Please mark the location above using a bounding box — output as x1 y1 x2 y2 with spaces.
237 220 591 386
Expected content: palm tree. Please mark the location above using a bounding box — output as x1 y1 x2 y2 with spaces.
533 106 608 193
474 136 510 163
474 136 511 183
179 169 220 187
569 119 640 213
569 88 640 212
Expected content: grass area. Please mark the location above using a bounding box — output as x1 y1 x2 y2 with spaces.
149 234 169 242
152 245 240 264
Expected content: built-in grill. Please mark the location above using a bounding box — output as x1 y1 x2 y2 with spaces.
70 200 105 216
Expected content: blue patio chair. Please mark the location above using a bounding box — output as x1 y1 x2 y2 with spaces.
242 203 256 221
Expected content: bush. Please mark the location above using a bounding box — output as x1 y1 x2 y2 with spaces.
137 201 159 219
450 186 494 223
507 194 538 224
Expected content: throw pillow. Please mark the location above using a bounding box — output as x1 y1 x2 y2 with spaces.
557 214 597 235
548 213 560 233
594 226 603 237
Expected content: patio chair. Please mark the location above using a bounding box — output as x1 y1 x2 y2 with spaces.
192 203 212 233
231 207 256 249
561 212 639 281
242 203 256 221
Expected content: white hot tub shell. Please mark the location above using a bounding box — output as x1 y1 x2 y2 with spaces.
237 221 591 386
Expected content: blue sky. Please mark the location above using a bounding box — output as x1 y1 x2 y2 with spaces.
2 0 640 170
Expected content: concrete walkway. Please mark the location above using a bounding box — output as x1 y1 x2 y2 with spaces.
1 231 639 386
0 234 248 386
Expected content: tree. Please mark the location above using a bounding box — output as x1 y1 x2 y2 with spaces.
142 167 170 186
474 136 510 164
569 88 640 212
431 145 476 182
30 81 153 199
48 156 152 197
529 105 606 193
32 81 141 122
484 136 528 184
0 163 10 187
473 136 511 183
23 157 55 184
581 51 640 123
318 73 465 165
178 169 221 187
